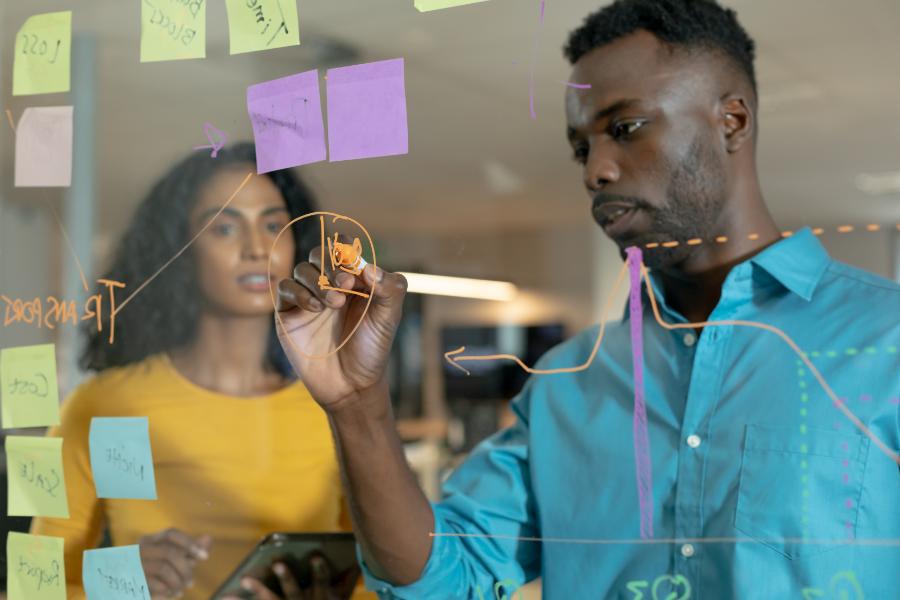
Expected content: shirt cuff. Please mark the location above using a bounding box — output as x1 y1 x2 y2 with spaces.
357 504 460 599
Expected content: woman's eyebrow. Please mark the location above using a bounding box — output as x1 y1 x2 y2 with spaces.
195 206 241 224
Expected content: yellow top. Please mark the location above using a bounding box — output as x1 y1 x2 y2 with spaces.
31 353 374 599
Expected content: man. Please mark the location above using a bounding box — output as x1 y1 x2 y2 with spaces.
275 0 900 597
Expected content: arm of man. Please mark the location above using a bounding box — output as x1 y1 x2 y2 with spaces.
275 252 539 597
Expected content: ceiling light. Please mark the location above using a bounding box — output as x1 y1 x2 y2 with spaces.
398 273 518 301
855 171 900 195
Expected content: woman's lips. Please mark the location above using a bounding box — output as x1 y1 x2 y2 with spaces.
236 274 273 292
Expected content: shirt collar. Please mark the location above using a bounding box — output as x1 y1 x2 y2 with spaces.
748 227 831 302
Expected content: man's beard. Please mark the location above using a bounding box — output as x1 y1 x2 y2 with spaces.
622 136 728 269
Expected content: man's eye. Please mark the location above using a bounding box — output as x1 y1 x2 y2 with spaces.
571 145 589 164
612 120 643 139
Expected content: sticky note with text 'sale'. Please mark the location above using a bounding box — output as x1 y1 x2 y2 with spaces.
6 532 66 600
89 417 158 500
13 10 72 96
1 343 60 428
5 436 69 518
83 545 152 600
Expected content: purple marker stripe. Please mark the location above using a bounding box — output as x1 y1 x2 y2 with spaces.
626 246 654 539
561 81 592 89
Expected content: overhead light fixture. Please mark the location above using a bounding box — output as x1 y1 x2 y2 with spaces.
398 273 518 301
855 171 900 195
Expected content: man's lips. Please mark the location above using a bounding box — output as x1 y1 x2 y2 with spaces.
593 201 639 227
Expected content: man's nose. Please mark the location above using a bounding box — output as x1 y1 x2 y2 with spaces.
583 144 620 193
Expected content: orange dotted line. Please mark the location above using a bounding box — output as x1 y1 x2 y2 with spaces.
643 223 899 250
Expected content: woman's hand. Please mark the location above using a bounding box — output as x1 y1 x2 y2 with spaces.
275 247 407 412
138 528 212 598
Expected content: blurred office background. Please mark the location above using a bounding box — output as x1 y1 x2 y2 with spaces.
1 1 899 597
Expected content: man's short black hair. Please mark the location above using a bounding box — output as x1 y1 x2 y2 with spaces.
564 0 757 96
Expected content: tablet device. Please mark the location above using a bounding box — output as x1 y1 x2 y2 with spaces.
210 532 360 600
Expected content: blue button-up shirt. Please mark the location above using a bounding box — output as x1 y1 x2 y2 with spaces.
362 228 900 599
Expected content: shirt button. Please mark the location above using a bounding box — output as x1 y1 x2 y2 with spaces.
686 434 702 448
682 332 697 347
681 543 695 558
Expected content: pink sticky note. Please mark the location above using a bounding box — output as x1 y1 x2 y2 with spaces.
326 58 408 162
14 106 73 187
247 69 326 173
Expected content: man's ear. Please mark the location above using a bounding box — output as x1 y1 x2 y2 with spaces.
720 95 753 153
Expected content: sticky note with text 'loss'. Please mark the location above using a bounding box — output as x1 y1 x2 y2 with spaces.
14 106 74 188
326 58 409 162
140 0 206 62
89 417 157 500
247 69 326 173
1 344 60 428
225 0 300 55
13 10 72 96
415 0 491 12
6 532 66 600
6 436 69 518
83 545 152 600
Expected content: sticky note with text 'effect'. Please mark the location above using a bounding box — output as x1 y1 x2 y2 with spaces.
89 417 158 500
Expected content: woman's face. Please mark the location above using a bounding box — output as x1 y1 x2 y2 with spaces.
189 167 296 317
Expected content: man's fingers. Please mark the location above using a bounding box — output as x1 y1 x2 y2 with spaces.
146 575 175 598
241 577 280 600
308 556 331 600
273 562 303 599
162 528 209 560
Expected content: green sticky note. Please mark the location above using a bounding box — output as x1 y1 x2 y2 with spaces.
12 11 72 96
1 344 60 429
225 0 300 55
6 436 69 518
6 532 66 600
140 0 206 62
415 0 490 12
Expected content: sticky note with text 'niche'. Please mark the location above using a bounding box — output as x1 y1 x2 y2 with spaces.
6 532 66 600
89 417 158 500
83 545 152 600
140 0 206 62
13 10 71 96
1 343 60 428
248 69 327 173
6 436 69 518
14 106 74 188
225 0 300 55
326 58 409 162
415 0 491 12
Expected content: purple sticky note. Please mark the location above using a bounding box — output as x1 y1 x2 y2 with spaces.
326 58 408 162
14 106 73 187
247 69 326 173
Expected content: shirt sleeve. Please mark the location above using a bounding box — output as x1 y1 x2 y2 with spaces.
359 391 540 599
30 380 105 600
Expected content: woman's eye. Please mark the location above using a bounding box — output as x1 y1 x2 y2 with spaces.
211 222 235 236
612 120 643 139
265 221 285 234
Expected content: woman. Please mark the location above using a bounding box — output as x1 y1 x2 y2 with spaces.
31 143 368 599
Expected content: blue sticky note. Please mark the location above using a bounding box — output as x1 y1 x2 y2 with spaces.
83 545 151 600
88 417 157 500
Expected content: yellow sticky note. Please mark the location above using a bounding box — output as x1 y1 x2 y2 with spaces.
415 0 490 12
6 532 66 600
12 11 72 96
1 344 60 429
140 0 206 62
225 0 300 55
6 436 69 518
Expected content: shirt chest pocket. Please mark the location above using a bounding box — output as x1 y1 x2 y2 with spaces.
734 424 869 560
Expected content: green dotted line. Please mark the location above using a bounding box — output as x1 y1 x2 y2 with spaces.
797 358 810 538
803 345 897 359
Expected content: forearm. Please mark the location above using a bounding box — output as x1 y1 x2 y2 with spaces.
327 381 435 585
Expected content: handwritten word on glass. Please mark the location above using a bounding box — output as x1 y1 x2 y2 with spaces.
89 417 158 500
83 545 152 600
14 106 73 188
225 0 300 55
326 58 409 162
6 532 66 600
5 436 69 518
803 570 864 600
626 573 691 600
13 11 71 96
247 69 326 173
140 0 206 62
415 0 491 12
1 344 60 429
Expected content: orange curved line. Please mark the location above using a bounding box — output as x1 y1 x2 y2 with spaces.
445 259 630 375
640 264 900 466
